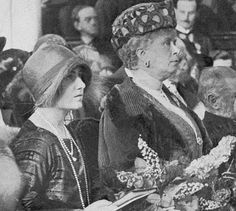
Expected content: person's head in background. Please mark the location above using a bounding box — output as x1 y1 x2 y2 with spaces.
173 0 200 31
198 66 236 119
72 5 99 44
73 44 114 76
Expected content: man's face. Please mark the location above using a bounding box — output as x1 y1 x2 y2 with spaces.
221 78 236 119
207 75 236 119
175 0 197 30
143 30 182 81
76 7 98 37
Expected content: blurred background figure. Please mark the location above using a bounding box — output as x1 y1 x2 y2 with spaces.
0 140 22 211
198 66 236 147
0 48 30 132
71 4 122 72
72 5 99 47
74 44 114 76
201 0 236 32
43 0 97 36
174 0 212 57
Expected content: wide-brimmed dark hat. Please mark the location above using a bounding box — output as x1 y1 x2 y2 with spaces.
111 0 176 51
22 44 91 107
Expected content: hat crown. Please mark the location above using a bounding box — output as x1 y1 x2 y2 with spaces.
111 0 176 51
22 45 76 100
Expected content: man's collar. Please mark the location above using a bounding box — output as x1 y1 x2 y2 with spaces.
176 24 192 34
80 36 94 45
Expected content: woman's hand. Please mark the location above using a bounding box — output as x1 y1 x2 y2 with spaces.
84 199 117 211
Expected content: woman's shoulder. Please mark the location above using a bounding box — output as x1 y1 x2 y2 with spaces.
11 120 58 155
106 78 151 119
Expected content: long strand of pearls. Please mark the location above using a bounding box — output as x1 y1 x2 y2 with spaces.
35 110 90 208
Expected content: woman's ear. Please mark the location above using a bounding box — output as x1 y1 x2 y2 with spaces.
207 93 219 109
136 48 146 59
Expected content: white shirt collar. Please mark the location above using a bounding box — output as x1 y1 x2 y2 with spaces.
176 24 192 34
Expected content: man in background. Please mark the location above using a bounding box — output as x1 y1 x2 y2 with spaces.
72 5 122 72
174 0 212 57
72 5 99 47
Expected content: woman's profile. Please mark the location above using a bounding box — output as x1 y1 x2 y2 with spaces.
11 44 116 211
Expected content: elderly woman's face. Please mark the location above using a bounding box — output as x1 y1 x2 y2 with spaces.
143 30 182 81
55 69 85 111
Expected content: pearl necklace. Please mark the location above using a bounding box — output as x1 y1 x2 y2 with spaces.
62 126 77 162
35 110 90 209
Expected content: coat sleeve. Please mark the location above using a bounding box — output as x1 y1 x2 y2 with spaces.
97 87 140 199
12 135 53 209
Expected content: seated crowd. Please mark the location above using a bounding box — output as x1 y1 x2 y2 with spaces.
0 0 236 210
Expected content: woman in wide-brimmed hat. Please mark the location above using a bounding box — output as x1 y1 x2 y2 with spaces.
10 44 116 211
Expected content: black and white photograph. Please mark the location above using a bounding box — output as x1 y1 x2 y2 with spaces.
1 0 236 210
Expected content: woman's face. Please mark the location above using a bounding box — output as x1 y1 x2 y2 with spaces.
142 30 182 81
55 68 85 111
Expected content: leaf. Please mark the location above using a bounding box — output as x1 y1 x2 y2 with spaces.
135 157 148 173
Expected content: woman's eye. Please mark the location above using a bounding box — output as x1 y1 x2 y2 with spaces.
65 73 76 81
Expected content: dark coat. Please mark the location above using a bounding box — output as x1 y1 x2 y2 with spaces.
98 77 212 207
176 78 199 110
11 120 90 210
176 29 212 57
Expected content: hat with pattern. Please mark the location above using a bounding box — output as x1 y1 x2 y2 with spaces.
111 0 176 51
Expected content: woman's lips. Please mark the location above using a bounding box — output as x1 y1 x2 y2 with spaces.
74 94 83 98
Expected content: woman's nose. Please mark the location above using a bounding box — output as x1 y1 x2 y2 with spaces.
75 77 86 90
171 41 181 56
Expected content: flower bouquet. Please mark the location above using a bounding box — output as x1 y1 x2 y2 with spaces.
115 135 236 210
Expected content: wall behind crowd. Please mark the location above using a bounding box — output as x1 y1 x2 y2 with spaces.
0 0 41 51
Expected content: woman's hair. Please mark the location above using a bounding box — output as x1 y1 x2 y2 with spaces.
118 28 174 70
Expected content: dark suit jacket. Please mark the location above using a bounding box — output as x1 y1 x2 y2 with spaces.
176 78 199 110
203 111 236 148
